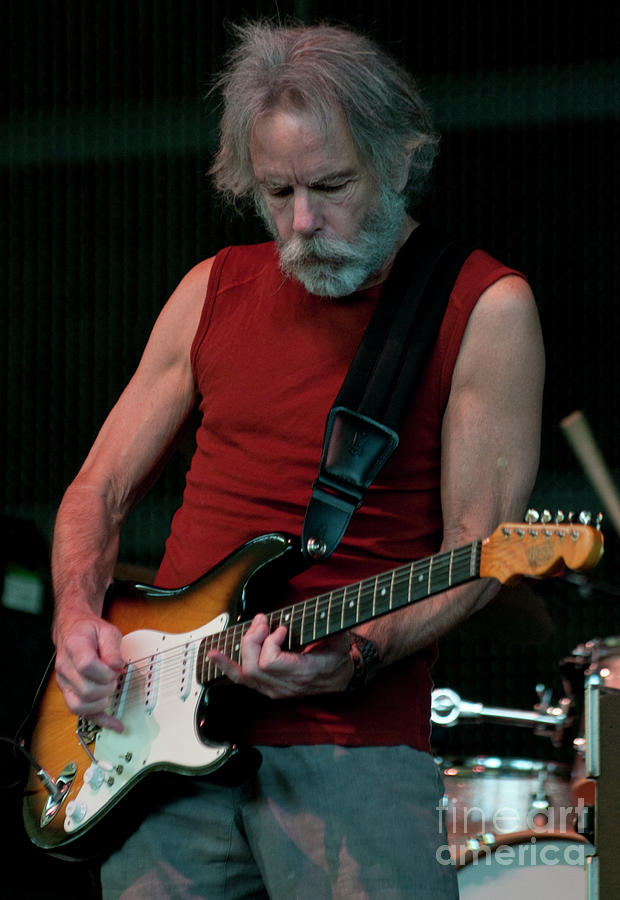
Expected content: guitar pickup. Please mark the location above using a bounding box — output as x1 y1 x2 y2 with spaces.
143 654 160 712
178 642 196 701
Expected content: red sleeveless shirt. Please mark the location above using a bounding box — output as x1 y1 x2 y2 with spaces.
155 240 521 751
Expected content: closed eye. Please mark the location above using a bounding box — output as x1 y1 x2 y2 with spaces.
311 182 349 194
266 186 293 198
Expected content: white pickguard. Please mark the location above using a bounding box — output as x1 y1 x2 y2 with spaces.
63 612 231 835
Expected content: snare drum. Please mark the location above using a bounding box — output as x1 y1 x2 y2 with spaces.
440 755 579 852
440 756 591 895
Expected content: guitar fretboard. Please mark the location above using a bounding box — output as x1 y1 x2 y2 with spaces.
196 540 482 685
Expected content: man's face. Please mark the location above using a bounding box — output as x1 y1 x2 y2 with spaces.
250 105 407 297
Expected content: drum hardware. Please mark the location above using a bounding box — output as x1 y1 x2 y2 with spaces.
457 830 496 854
437 624 620 896
550 634 620 897
561 636 620 805
580 674 620 899
433 682 588 890
564 636 620 687
576 801 595 846
584 671 600 782
431 685 573 747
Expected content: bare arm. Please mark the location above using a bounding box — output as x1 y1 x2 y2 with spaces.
354 274 545 663
52 258 213 728
211 274 545 695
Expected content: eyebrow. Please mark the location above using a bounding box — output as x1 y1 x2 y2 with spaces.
259 169 359 189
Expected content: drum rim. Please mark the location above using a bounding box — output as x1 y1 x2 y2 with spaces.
439 756 572 779
453 829 590 870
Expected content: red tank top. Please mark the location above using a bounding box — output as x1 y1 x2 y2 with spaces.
155 240 521 750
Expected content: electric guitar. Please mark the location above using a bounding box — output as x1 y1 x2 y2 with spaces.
22 517 603 851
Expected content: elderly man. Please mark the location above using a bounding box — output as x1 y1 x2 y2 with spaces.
51 21 544 899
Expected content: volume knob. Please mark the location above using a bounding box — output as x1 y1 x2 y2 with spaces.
65 799 87 823
84 763 106 790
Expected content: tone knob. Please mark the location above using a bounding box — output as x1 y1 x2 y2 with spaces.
84 764 106 790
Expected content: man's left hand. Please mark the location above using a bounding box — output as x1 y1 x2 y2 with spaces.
206 613 354 698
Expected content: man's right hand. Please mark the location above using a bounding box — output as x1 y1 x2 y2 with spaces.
54 614 125 732
49 259 214 735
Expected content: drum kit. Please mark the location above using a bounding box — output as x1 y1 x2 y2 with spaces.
430 409 620 896
432 635 620 898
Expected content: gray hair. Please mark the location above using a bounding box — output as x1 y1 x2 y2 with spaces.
209 21 440 209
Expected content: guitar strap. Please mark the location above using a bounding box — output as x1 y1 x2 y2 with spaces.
301 225 475 562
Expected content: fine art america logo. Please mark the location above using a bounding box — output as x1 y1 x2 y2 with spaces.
436 797 589 867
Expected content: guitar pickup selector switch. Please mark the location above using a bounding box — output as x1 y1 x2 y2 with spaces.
64 799 87 825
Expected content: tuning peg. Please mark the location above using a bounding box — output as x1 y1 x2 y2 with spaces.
540 510 552 523
567 511 575 523
579 511 592 526
596 512 604 530
554 511 565 524
525 509 539 523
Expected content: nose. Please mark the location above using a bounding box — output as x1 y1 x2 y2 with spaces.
292 189 322 236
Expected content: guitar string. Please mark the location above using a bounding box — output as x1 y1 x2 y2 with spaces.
109 521 597 716
44 527 587 745
116 547 478 713
91 544 481 720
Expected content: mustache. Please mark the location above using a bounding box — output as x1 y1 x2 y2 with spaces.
253 184 408 297
254 191 373 265
278 232 367 267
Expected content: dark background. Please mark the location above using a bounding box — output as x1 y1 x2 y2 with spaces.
3 1 620 895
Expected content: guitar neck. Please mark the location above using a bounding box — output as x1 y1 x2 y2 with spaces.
197 540 481 684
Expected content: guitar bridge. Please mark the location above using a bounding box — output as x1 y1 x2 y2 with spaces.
76 716 99 746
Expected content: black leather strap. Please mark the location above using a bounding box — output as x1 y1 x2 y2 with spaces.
301 226 475 562
302 407 399 559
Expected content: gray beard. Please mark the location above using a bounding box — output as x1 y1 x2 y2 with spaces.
255 185 408 298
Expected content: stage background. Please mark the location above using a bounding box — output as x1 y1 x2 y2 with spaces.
3 2 619 895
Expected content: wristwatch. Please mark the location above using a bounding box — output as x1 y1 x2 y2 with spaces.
347 632 380 691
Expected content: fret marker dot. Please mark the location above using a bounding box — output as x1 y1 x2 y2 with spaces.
418 575 424 582
348 601 355 608
380 588 387 597
234 644 240 651
284 613 290 622
320 611 326 619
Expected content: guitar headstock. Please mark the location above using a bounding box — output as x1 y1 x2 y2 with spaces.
480 509 604 584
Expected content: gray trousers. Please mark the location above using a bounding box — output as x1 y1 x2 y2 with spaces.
101 745 459 899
